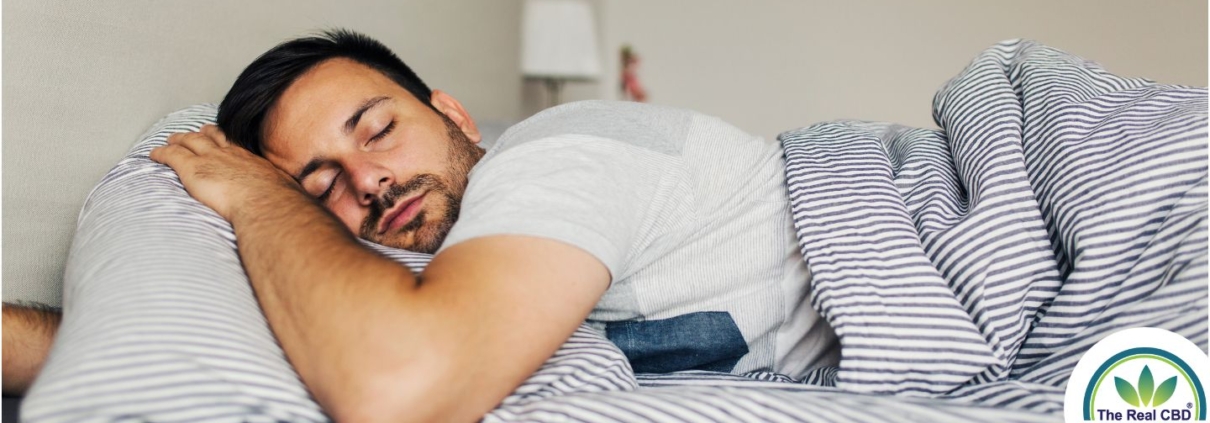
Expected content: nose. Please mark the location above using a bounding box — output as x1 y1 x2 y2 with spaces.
348 160 393 206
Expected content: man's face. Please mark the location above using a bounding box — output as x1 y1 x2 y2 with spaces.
261 58 484 253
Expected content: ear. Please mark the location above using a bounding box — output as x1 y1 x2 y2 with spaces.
429 90 481 144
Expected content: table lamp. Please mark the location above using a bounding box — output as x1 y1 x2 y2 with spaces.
521 0 601 108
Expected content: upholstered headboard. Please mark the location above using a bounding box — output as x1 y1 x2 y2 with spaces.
2 0 527 306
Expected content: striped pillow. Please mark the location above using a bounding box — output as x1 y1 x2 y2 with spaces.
22 104 636 422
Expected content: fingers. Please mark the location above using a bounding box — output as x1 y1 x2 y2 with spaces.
149 143 196 169
165 125 233 154
199 125 232 147
151 125 245 175
167 132 216 156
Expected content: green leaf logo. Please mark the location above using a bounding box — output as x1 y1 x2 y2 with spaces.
1117 376 1141 407
1116 365 1180 408
1139 366 1154 406
1153 376 1178 407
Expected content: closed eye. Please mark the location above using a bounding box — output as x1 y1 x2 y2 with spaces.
318 171 341 202
369 120 396 144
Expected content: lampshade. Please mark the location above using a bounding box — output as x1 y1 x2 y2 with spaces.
521 0 601 80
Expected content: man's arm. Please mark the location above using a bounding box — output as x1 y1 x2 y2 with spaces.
152 128 610 423
233 182 608 423
2 303 61 396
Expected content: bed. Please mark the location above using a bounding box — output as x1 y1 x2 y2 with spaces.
20 40 1207 422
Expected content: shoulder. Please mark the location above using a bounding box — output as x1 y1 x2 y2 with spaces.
465 133 681 196
491 100 700 158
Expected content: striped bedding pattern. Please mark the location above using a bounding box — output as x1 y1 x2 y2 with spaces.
780 38 1207 412
23 39 1205 422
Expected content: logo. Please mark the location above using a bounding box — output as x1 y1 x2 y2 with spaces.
1065 328 1210 422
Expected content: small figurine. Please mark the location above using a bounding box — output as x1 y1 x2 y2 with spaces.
621 45 648 102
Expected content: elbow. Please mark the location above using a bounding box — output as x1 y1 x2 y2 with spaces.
324 373 440 423
326 394 404 423
321 358 485 423
327 398 420 423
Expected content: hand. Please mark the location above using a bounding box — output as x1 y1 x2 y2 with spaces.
3 303 61 396
150 125 299 221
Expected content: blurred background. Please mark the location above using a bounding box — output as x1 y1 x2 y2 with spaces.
3 0 1207 306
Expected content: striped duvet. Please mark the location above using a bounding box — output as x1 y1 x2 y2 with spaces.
778 38 1207 413
23 40 1205 422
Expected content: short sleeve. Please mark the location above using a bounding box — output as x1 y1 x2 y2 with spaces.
438 135 680 279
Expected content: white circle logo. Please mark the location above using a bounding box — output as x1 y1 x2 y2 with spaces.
1065 328 1210 422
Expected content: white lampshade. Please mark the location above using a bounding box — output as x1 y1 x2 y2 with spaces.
521 0 601 80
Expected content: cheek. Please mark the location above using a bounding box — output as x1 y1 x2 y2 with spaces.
326 198 366 233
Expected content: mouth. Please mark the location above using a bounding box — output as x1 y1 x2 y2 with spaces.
378 192 427 235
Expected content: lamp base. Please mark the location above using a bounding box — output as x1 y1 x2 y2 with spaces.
543 78 565 109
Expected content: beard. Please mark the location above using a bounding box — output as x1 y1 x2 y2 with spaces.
356 114 484 253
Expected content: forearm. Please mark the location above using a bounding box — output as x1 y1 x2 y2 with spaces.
150 127 472 421
229 185 438 421
2 302 62 395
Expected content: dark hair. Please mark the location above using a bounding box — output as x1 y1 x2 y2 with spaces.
217 28 434 155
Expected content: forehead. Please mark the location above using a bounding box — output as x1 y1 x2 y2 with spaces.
260 58 403 168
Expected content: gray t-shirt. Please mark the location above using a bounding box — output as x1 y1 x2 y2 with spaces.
439 100 839 378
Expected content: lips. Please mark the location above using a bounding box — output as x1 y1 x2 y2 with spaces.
378 192 426 235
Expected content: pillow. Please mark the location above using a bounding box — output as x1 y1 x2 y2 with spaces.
22 104 636 422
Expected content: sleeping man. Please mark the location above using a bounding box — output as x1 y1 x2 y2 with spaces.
2 29 839 422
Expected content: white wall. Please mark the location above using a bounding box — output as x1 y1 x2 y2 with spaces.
593 0 1208 138
3 0 525 305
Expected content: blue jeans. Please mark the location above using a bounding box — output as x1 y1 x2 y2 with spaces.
604 311 749 374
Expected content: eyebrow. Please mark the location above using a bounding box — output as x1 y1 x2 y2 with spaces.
344 96 391 136
294 96 392 182
295 158 325 183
